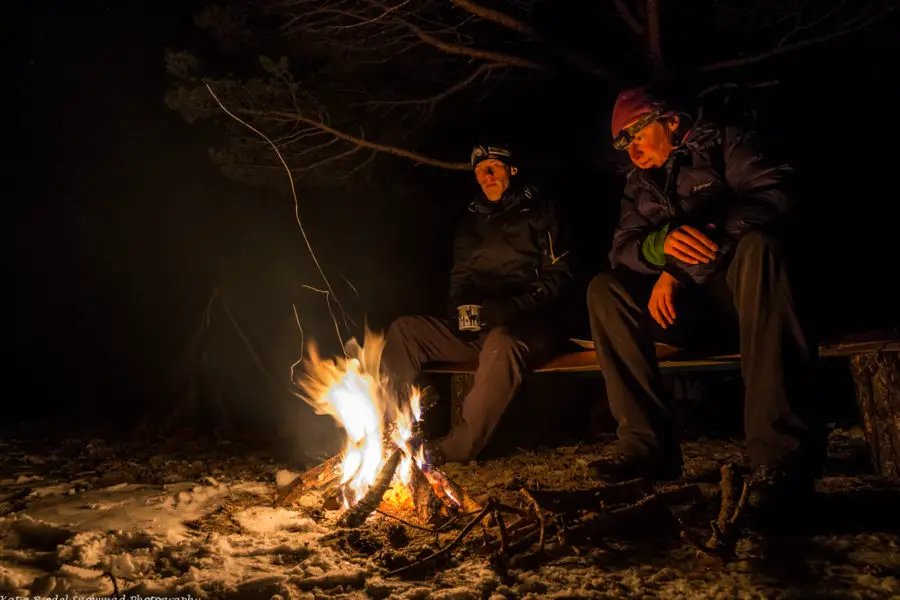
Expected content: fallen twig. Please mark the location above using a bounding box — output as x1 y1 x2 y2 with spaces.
494 509 509 554
519 488 547 553
679 463 750 567
103 571 120 596
386 502 494 577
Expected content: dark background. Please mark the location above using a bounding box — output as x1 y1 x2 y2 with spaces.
10 1 899 452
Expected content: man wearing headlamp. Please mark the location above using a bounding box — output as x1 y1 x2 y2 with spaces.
587 87 820 515
381 143 573 465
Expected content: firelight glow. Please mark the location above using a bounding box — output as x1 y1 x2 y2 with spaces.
296 331 423 507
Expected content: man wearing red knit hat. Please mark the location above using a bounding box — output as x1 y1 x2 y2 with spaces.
586 86 820 514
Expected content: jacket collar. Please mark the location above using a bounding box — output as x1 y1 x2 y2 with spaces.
626 118 721 185
469 183 527 214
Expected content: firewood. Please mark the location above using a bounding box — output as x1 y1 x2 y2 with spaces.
564 484 701 541
678 465 750 567
519 488 547 552
338 448 403 528
522 478 651 513
425 468 482 513
409 462 450 525
276 454 343 506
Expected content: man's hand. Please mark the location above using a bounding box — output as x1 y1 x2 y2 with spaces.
664 225 718 264
648 271 680 329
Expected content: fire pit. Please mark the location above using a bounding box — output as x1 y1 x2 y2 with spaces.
282 333 479 529
280 332 754 577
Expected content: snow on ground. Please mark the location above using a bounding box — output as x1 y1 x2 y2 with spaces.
0 430 898 599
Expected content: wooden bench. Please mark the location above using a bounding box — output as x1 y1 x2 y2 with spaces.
423 330 900 478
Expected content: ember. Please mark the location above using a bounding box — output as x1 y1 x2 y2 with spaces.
287 331 477 526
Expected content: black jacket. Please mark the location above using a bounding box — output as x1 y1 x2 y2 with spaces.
610 121 795 283
449 183 573 319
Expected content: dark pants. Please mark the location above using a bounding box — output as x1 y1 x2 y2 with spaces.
382 315 554 462
587 232 820 471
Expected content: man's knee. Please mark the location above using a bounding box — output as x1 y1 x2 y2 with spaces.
386 314 426 343
481 326 525 357
587 271 619 307
587 271 633 325
735 231 778 260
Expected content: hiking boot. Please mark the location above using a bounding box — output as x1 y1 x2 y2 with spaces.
588 453 683 484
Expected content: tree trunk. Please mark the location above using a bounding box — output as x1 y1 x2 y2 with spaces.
850 351 900 479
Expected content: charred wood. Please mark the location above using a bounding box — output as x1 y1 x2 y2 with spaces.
338 448 403 528
276 454 343 506
409 462 450 525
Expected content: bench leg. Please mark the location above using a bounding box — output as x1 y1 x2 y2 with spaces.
450 374 475 428
849 351 900 479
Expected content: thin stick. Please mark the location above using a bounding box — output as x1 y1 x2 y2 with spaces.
220 297 280 388
494 510 509 554
204 82 352 353
386 503 494 577
730 479 750 525
520 488 546 552
103 572 120 596
375 509 437 533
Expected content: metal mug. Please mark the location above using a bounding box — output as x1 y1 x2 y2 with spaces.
457 304 482 332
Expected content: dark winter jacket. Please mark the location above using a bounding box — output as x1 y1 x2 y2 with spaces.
610 120 795 283
449 183 573 320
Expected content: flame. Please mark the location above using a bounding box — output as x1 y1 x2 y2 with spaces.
296 330 422 506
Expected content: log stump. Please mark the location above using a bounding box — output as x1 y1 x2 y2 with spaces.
850 350 900 479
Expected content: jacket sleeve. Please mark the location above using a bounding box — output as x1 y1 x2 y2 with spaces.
721 126 795 237
664 126 795 284
509 197 574 313
609 187 664 276
448 225 477 315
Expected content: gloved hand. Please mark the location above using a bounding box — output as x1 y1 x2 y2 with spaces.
480 297 519 328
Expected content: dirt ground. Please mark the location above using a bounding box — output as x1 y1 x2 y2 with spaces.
2 426 899 599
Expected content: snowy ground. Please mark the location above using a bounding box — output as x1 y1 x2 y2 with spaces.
1 428 898 599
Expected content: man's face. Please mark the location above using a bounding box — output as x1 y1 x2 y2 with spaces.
474 159 516 201
623 118 678 169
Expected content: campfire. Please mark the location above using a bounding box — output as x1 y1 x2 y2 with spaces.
278 332 756 577
281 332 478 528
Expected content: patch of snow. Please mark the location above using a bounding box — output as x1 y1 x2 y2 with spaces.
276 469 301 487
232 507 325 535
1 437 898 598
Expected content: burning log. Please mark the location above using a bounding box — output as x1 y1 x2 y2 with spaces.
408 462 450 525
276 454 343 507
426 469 481 513
338 448 404 528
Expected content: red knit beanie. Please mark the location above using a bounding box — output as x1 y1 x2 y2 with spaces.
611 87 666 137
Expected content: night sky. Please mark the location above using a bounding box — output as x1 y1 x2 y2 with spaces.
12 1 900 434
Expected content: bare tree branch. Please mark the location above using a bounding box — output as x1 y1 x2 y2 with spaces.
613 0 645 35
448 0 537 37
402 20 542 69
449 0 611 78
646 0 664 73
699 6 897 72
356 61 504 108
244 108 469 169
